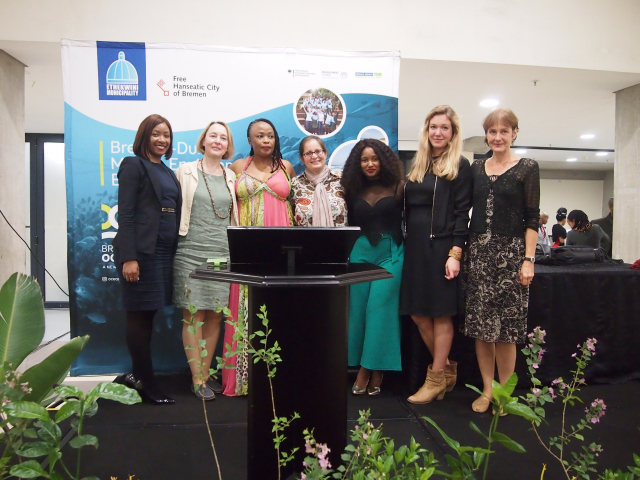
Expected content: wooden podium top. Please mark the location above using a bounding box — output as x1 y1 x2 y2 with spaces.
189 262 393 288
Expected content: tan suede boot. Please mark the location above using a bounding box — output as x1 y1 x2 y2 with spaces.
444 361 458 393
407 365 446 404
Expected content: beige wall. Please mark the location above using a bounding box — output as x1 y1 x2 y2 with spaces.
2 0 640 73
540 179 603 226
0 50 26 282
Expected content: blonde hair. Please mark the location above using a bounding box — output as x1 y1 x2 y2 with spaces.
482 108 519 146
408 105 462 182
196 121 235 159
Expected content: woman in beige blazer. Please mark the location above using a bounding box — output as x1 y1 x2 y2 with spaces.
173 121 239 401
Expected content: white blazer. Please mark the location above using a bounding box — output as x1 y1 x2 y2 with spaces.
176 160 239 235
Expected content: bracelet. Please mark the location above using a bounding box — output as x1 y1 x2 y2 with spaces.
448 249 462 261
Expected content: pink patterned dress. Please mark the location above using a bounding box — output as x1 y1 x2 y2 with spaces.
221 158 293 396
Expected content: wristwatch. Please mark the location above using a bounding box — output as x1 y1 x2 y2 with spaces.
524 256 536 263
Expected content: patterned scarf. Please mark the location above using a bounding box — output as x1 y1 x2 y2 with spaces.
305 166 333 227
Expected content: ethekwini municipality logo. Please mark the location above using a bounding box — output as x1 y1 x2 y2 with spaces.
97 42 147 101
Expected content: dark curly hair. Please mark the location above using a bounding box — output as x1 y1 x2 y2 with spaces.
340 139 403 198
568 209 591 232
247 118 284 173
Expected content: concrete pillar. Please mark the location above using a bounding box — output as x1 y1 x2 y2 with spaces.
0 50 26 283
602 170 614 218
614 83 640 263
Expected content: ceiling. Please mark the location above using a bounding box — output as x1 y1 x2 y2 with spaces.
3 41 640 172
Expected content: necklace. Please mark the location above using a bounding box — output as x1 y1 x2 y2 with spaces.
199 159 233 220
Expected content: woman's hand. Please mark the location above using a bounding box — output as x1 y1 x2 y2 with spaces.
520 260 534 286
122 260 140 282
444 257 460 280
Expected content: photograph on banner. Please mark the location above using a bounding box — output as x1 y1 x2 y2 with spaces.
294 88 345 137
62 40 400 375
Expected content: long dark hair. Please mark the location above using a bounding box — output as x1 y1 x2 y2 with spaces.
568 209 591 232
247 118 284 173
340 139 403 198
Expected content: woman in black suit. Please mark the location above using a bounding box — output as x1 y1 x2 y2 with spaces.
112 114 182 404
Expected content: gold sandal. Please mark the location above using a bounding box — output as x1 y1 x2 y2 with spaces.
472 395 491 413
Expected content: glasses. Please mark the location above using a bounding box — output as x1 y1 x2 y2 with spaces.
303 149 325 158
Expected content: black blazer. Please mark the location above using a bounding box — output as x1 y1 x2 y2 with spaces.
112 156 182 263
429 156 473 248
404 156 473 248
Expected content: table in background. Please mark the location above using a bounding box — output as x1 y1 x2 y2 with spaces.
403 263 640 393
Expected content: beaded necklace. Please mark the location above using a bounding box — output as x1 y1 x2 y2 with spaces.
199 159 233 219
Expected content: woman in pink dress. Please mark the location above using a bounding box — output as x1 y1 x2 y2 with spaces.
222 118 296 395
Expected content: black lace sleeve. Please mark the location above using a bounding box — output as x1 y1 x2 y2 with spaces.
522 159 540 232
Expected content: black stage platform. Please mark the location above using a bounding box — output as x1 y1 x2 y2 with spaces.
60 374 640 480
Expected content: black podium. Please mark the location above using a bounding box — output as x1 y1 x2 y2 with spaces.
190 227 393 480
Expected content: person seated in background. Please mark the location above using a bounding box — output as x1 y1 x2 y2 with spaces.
551 207 567 246
537 212 550 247
566 209 610 252
592 197 613 256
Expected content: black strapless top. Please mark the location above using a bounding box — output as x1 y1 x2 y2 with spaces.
350 194 403 246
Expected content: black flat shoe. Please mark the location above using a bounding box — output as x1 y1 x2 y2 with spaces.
139 386 175 405
205 377 223 394
114 373 142 390
193 384 216 401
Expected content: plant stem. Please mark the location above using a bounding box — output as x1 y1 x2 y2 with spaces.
201 397 223 480
482 412 498 479
187 305 224 480
532 423 568 480
75 404 84 480
58 458 75 480
260 326 282 480
560 361 583 478
267 373 281 480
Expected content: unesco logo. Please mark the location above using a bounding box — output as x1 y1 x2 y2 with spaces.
97 42 147 101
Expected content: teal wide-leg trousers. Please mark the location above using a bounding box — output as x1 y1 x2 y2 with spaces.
348 235 403 371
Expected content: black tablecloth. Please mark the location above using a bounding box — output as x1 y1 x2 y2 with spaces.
403 263 640 392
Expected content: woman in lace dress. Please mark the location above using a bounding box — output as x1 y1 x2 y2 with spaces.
462 109 540 414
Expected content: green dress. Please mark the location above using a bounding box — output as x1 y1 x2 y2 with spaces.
172 170 231 310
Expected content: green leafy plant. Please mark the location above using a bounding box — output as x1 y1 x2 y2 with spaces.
3 380 140 479
227 305 299 478
524 327 605 479
298 375 538 480
0 273 141 479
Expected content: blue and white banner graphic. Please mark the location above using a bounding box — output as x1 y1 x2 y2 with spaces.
62 40 400 375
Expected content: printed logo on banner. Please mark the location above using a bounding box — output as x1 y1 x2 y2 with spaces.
97 42 147 101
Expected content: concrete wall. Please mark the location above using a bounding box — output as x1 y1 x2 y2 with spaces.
614 84 640 262
0 50 26 282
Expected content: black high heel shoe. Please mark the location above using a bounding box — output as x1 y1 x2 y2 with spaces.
114 373 142 390
115 373 174 405
139 385 175 405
